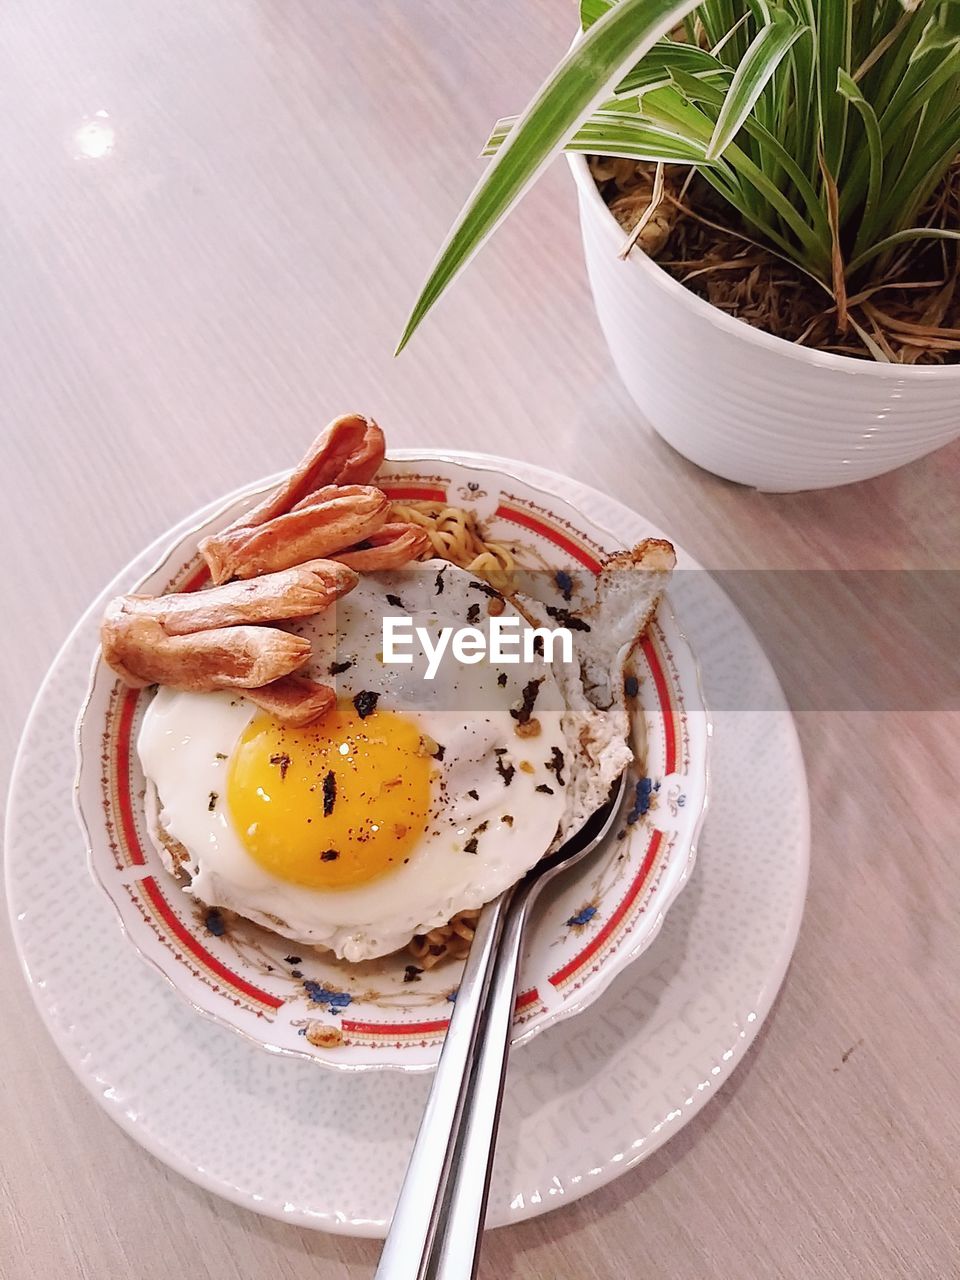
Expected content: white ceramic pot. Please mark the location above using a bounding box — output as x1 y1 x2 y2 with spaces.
569 153 960 492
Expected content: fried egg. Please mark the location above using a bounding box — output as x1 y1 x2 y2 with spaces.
139 564 570 961
139 549 673 962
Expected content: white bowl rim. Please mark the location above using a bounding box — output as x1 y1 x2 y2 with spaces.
568 150 960 382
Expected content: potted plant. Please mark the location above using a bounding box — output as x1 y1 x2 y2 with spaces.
399 0 960 492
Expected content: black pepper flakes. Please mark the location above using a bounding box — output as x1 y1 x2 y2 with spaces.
463 836 479 855
386 593 404 609
329 659 353 675
284 955 302 965
545 746 566 786
322 770 337 816
270 752 291 781
535 783 554 795
497 671 508 687
353 690 380 719
215 752 227 761
501 814 514 827
290 969 303 979
404 965 423 983
467 788 479 800
466 602 481 626
435 568 446 595
207 791 218 811
320 849 340 862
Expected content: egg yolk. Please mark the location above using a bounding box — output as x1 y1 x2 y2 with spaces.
226 703 432 889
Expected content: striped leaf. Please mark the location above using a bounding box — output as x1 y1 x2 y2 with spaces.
398 0 701 351
483 113 714 165
705 13 808 159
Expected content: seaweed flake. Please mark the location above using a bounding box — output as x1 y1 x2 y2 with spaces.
544 603 590 632
353 690 380 719
322 769 337 816
510 676 544 725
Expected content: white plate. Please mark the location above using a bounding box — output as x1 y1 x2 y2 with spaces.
5 452 809 1234
74 455 709 1070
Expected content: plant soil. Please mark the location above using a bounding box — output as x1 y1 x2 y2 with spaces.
589 156 960 365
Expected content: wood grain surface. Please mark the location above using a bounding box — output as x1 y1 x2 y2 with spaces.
1 2 958 1277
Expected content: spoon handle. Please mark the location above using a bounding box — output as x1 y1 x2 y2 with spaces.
374 890 511 1280
422 886 535 1280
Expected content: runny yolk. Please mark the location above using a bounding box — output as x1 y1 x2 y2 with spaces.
226 703 431 889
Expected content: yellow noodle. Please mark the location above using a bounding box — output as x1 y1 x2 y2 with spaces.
390 502 515 576
408 910 481 969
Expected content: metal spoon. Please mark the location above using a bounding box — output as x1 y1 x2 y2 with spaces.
375 770 629 1280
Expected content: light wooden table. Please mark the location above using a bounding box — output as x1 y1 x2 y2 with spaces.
1 2 958 1277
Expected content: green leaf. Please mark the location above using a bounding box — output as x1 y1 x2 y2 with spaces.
618 41 732 95
668 67 830 241
812 0 852 175
483 112 714 165
397 0 701 352
640 82 814 259
836 69 883 255
882 105 960 232
848 226 960 275
705 14 808 160
699 1 740 51
581 0 615 31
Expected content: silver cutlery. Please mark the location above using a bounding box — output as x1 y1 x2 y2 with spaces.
375 770 629 1280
